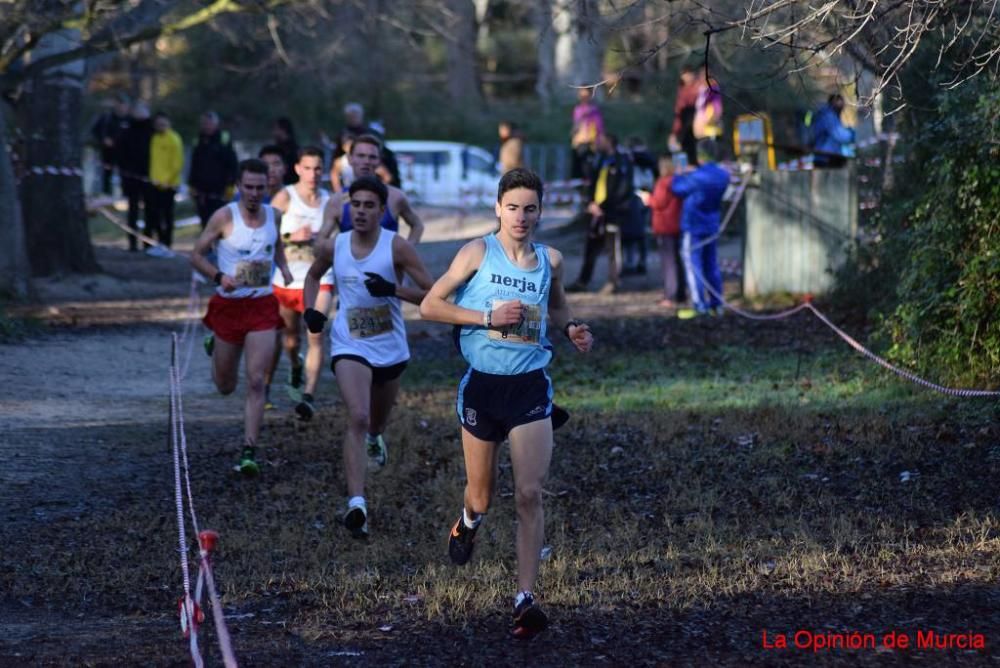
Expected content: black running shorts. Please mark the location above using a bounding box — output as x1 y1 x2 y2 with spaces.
331 354 408 385
457 368 553 442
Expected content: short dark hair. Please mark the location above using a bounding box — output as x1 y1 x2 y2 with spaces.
497 168 543 204
258 144 284 161
696 138 719 163
350 134 383 154
296 145 324 163
274 117 295 138
239 158 268 179
349 176 388 205
154 111 169 121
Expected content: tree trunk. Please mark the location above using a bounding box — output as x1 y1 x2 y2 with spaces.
0 108 32 298
19 27 99 276
445 0 485 111
534 0 556 108
536 0 606 103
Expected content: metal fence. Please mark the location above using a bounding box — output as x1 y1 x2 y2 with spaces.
743 164 858 296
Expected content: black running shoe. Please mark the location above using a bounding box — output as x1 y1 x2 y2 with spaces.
286 354 304 401
512 592 548 639
448 516 478 565
295 398 315 421
343 504 368 539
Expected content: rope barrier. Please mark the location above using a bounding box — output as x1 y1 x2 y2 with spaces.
169 334 240 666
177 276 203 380
89 203 180 257
683 259 1000 397
803 303 1000 398
169 338 204 668
689 174 750 252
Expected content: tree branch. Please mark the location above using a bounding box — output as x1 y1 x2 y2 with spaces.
2 0 293 88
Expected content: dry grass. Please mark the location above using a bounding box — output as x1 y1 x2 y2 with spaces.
2 313 999 665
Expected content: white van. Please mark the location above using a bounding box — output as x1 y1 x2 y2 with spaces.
387 140 499 207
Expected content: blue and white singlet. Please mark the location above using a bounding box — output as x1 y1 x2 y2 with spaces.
454 234 552 375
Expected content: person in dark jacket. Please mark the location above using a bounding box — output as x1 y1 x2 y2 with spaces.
567 133 635 294
621 137 657 275
90 94 130 195
117 101 153 251
672 139 730 317
188 111 238 228
272 117 299 185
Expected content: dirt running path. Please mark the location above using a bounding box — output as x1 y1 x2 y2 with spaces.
1 207 749 665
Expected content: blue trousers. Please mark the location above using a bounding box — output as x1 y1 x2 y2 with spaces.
682 232 722 312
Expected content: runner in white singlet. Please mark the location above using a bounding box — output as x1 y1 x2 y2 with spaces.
302 176 434 539
265 146 331 420
191 159 293 474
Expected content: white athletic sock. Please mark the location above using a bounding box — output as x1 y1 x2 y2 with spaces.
463 508 482 529
348 496 366 510
366 432 379 443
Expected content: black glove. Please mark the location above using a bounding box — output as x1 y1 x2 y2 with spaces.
303 307 328 334
363 272 396 298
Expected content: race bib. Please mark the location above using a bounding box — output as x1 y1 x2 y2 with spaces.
284 242 315 264
284 222 314 243
488 300 542 345
347 305 393 339
235 260 271 287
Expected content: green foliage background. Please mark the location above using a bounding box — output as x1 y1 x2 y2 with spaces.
836 74 1000 388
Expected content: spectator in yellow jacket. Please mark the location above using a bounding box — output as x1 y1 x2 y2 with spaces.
147 111 184 251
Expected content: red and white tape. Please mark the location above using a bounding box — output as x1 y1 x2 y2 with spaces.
25 165 85 177
169 335 239 667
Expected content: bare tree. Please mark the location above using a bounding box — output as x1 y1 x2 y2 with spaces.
595 1 1000 108
17 23 97 276
532 0 610 102
443 0 486 110
713 0 1000 106
0 0 293 284
0 110 30 297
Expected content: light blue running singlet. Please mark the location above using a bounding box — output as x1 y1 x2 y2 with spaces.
454 234 553 375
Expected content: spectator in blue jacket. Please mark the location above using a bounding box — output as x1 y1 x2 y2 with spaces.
812 94 855 168
671 139 730 317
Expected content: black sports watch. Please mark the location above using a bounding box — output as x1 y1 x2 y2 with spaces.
213 271 224 286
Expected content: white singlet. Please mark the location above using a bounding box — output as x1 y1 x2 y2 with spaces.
272 185 330 289
329 229 408 366
215 203 277 299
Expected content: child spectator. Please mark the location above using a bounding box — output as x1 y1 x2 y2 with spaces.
647 154 685 307
672 139 730 317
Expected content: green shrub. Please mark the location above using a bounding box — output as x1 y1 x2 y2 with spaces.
838 76 1000 388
